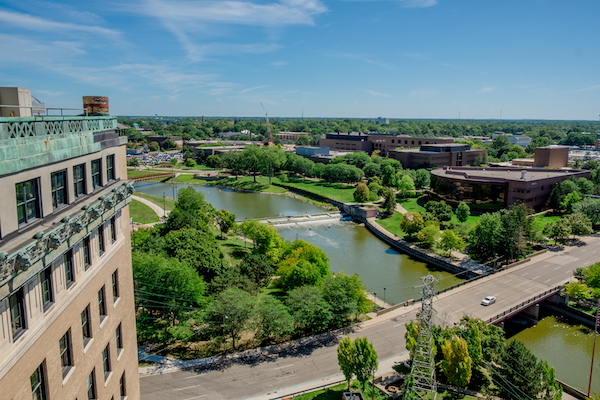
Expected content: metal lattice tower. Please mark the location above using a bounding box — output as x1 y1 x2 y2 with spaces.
404 274 437 400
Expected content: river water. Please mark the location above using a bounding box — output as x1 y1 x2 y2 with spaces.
507 315 600 394
135 181 465 304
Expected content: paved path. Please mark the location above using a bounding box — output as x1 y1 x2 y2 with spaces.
132 195 169 219
139 234 600 400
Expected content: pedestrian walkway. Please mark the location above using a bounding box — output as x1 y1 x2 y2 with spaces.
132 195 169 219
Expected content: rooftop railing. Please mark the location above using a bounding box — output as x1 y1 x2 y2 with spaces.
0 115 117 141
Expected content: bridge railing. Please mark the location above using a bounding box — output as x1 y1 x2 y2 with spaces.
485 285 562 325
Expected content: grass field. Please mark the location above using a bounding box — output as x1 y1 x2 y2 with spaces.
134 192 176 211
376 211 406 238
276 179 357 203
292 381 389 400
173 174 288 193
127 169 170 179
129 200 160 224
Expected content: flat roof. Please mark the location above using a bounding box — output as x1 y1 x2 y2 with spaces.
431 166 587 183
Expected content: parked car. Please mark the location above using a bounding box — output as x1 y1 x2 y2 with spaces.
481 296 496 306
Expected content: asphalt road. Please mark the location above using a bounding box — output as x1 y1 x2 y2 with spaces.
140 236 600 400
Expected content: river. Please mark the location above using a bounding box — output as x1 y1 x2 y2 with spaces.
134 181 465 305
507 314 600 394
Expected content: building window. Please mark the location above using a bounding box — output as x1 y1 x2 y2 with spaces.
112 270 120 301
110 216 117 243
64 249 75 287
116 323 123 355
83 236 91 269
9 288 26 339
98 226 105 256
91 159 102 189
16 178 41 225
41 266 53 309
74 164 87 198
107 154 116 181
102 344 112 380
30 362 48 400
81 305 92 346
87 370 97 400
51 170 68 209
120 373 127 399
59 330 73 378
98 287 107 321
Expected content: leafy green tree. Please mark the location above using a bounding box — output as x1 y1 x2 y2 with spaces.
215 209 236 238
577 177 594 195
417 224 440 249
149 141 160 151
242 145 263 182
337 336 357 390
546 180 579 209
560 191 582 213
564 281 591 300
161 139 178 150
286 285 332 334
170 157 178 166
164 187 215 233
354 337 379 391
363 163 381 178
277 259 324 292
240 220 286 264
543 218 571 244
381 164 397 187
565 212 593 238
414 169 430 189
456 202 470 223
184 158 197 168
579 263 600 289
382 188 396 216
468 212 503 261
283 240 331 277
499 204 533 260
296 135 310 146
353 183 370 203
222 151 247 178
405 321 419 358
573 198 600 226
322 272 369 325
163 228 228 283
255 296 294 343
259 146 286 184
238 253 274 289
425 201 453 224
397 174 415 199
440 229 465 256
205 287 255 349
206 154 223 168
441 335 472 387
399 212 425 238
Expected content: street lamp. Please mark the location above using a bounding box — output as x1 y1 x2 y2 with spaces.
223 315 228 354
383 287 387 307
373 292 377 308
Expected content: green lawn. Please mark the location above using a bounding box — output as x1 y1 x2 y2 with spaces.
275 179 357 203
292 381 389 400
376 211 406 238
174 162 217 171
173 175 288 193
399 196 427 213
129 200 160 224
531 214 561 233
127 169 171 179
134 192 176 211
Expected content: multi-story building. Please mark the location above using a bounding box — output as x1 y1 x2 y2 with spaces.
388 144 488 168
276 131 312 141
318 133 456 156
0 97 139 399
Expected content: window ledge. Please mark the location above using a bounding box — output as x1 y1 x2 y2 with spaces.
117 348 123 361
83 338 94 354
99 315 108 329
113 297 121 308
104 371 113 386
62 366 76 386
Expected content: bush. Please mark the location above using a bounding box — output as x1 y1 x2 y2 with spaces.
353 183 370 203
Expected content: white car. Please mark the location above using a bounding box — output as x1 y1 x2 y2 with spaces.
481 296 496 306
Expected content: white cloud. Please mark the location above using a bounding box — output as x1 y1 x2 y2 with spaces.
240 85 271 94
410 89 437 98
480 86 495 93
576 85 600 92
271 61 289 67
330 52 396 70
340 0 437 6
366 90 391 97
0 9 120 38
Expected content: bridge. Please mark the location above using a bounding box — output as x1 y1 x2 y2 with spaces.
131 172 175 182
240 211 349 226
139 235 600 400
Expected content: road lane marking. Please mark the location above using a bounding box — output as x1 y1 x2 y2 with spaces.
474 290 483 295
554 266 561 270
542 264 549 268
544 279 551 283
503 280 512 284
175 385 204 391
533 276 540 280
277 374 296 380
394 323 406 328
522 273 529 276
515 282 527 287
455 308 465 313
183 395 207 400
273 365 294 370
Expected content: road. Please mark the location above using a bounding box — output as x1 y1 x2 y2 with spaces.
140 235 600 400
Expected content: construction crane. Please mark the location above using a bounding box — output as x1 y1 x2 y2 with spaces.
260 102 274 146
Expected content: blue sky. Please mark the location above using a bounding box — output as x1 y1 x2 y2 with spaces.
1 0 599 120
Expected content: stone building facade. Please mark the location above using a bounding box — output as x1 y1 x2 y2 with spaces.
0 115 139 399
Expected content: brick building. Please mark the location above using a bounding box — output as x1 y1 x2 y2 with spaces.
388 144 488 168
0 94 139 399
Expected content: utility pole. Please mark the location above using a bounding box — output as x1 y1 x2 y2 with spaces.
404 274 437 400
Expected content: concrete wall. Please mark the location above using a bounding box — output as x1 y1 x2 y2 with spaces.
0 87 32 117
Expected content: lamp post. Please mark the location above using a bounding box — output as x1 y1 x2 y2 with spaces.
373 292 377 308
223 315 228 354
383 287 387 308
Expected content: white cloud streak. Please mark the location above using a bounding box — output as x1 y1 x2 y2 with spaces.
240 85 271 94
366 90 391 97
480 86 495 93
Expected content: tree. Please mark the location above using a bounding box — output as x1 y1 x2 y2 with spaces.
456 202 470 223
417 224 440 249
149 141 160 151
238 253 274 289
255 296 294 343
223 151 247 178
215 209 236 238
205 287 255 349
161 139 178 150
296 135 310 146
170 157 178 166
468 213 503 261
441 335 472 387
184 158 197 168
565 212 593 239
399 212 425 238
546 180 579 209
564 281 591 300
337 336 357 390
397 174 415 199
206 154 223 168
414 169 430 189
381 164 397 187
322 272 369 325
353 337 379 391
425 201 453 224
286 285 332 334
573 198 600 226
353 183 370 203
242 145 263 182
382 188 396 216
277 259 324 292
259 147 286 184
240 220 286 264
440 229 465 256
164 187 215 233
363 163 381 178
127 157 140 167
543 219 571 244
560 191 582 213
